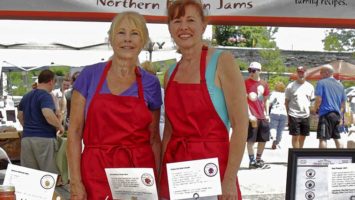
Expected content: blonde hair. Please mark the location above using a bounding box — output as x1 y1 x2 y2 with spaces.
141 61 157 75
108 11 149 48
274 82 286 92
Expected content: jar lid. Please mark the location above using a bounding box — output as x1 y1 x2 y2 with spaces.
0 185 15 192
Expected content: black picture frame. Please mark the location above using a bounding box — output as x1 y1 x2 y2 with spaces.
286 148 355 200
5 110 16 122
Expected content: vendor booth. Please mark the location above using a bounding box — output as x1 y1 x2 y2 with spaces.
0 0 355 199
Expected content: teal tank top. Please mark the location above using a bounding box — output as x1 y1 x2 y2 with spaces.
167 50 230 130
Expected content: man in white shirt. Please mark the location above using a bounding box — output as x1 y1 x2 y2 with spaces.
285 66 314 148
52 77 71 125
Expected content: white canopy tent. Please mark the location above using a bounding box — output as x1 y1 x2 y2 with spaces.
0 48 180 68
0 20 185 68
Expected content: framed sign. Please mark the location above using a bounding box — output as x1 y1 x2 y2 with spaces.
286 149 355 200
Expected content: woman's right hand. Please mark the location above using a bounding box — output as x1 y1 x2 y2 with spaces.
70 181 87 200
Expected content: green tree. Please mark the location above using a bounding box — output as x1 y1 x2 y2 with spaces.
259 48 285 73
322 29 355 51
214 26 288 86
6 66 70 96
213 25 237 46
50 66 70 76
214 26 278 48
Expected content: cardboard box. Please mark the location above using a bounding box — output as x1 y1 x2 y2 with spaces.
0 131 21 161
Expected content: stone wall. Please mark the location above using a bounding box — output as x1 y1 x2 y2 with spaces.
216 46 355 67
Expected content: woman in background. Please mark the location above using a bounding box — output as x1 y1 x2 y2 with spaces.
269 82 287 149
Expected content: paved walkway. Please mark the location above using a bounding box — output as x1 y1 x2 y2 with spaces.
238 130 349 200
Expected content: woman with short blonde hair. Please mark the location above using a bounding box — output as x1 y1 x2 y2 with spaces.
67 11 162 199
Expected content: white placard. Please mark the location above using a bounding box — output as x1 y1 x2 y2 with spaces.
295 157 352 200
328 163 355 200
105 168 158 200
3 164 58 200
167 158 221 200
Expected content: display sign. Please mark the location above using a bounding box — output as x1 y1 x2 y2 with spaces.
0 0 354 27
167 157 221 200
3 164 58 200
286 149 355 200
105 168 158 200
328 163 355 199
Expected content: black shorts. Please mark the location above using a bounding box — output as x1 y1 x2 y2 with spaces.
288 116 310 136
247 119 270 142
317 112 341 140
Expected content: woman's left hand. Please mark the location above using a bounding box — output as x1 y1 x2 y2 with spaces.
218 179 238 200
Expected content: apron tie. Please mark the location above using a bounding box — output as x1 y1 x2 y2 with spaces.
171 137 189 159
86 144 136 167
169 136 228 161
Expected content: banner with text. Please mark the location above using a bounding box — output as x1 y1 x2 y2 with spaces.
0 0 354 27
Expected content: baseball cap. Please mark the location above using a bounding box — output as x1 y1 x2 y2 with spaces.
249 62 262 70
297 66 306 72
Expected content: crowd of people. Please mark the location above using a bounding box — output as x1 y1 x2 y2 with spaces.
14 0 354 199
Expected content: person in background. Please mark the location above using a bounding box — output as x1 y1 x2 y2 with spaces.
33 81 61 121
52 75 71 125
285 66 314 148
269 82 287 149
245 61 271 169
31 82 38 89
64 71 80 130
312 64 346 148
17 69 64 175
160 1 248 199
67 12 162 199
141 61 165 140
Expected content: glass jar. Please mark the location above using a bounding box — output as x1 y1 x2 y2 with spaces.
0 185 16 200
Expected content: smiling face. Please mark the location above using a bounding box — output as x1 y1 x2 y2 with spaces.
110 18 143 60
108 12 148 62
168 4 207 50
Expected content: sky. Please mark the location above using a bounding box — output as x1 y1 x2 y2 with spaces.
274 27 328 51
0 20 331 67
0 20 329 50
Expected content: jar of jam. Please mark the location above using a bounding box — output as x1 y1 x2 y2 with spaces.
0 185 16 200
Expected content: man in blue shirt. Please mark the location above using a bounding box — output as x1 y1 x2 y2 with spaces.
17 69 64 174
312 64 346 148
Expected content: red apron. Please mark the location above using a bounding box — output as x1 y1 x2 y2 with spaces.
159 47 242 199
81 61 156 200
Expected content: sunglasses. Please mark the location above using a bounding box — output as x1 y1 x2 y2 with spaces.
248 68 261 73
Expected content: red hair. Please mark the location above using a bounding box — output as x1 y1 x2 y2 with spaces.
167 0 206 23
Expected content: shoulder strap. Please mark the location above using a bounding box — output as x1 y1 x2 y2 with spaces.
205 50 223 84
167 63 177 81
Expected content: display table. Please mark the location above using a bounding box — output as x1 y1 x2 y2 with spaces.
0 131 19 139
